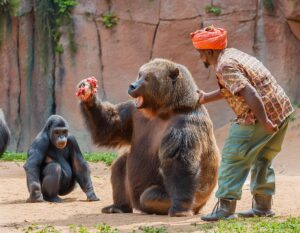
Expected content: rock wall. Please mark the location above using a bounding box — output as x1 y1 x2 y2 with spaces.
0 0 299 152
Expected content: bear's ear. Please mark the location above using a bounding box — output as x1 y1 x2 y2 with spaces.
169 67 179 83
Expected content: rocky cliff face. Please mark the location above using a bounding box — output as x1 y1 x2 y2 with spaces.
0 0 299 152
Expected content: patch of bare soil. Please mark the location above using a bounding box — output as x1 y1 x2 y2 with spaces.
1 110 299 232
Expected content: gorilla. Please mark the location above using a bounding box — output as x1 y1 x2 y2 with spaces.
0 109 10 156
24 115 99 203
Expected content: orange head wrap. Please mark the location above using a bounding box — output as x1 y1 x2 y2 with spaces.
190 26 227 50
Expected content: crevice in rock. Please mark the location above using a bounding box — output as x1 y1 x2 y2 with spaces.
253 0 259 54
115 18 158 26
93 14 106 101
16 17 22 152
51 53 57 115
253 0 266 60
160 15 200 22
239 17 256 23
150 20 159 60
6 19 11 121
25 11 35 149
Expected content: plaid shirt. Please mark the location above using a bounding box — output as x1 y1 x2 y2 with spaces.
216 48 294 125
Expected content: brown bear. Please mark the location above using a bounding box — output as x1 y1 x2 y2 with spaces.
76 58 220 216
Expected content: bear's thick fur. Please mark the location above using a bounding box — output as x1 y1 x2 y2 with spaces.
78 58 220 216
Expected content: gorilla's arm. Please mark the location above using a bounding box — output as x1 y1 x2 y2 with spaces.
0 109 10 155
23 134 49 202
80 96 135 147
68 135 99 201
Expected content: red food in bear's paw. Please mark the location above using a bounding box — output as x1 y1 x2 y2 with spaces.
76 87 86 96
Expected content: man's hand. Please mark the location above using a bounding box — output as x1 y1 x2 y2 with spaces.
76 77 98 102
197 89 223 105
197 90 207 104
263 119 278 134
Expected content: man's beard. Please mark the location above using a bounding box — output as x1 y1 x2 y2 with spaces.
203 61 210 68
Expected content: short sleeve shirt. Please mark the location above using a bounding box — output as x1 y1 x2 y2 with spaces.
215 48 294 125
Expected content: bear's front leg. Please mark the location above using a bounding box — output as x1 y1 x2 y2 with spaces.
161 157 199 217
102 153 133 214
139 185 171 215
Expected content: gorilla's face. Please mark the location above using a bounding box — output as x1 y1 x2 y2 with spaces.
51 127 68 149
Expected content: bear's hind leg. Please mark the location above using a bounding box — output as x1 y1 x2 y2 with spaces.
102 153 132 213
140 185 171 215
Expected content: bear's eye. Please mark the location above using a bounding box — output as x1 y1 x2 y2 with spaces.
144 76 150 82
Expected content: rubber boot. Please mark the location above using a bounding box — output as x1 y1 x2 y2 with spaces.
238 194 275 218
201 199 237 222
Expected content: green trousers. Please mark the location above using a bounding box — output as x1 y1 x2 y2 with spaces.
215 118 290 200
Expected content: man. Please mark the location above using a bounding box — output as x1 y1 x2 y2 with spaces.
190 26 294 221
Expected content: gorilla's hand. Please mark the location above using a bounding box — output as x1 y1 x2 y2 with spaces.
86 190 100 202
76 76 98 102
26 193 44 203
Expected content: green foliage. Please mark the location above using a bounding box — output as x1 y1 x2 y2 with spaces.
138 226 167 233
290 102 300 122
22 223 39 233
205 5 222 16
83 152 117 165
0 0 19 15
0 151 27 160
95 223 119 233
0 0 20 47
22 224 60 233
0 151 117 166
293 101 300 109
69 223 119 233
194 217 300 233
102 11 119 29
69 224 90 233
263 0 275 12
53 0 77 14
34 0 77 73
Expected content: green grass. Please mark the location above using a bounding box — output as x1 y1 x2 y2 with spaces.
0 151 117 166
83 152 117 165
138 226 167 233
193 217 300 233
0 151 27 161
17 217 300 233
22 224 60 233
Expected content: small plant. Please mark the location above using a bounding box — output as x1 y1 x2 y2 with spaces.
263 0 275 12
22 223 39 233
138 226 167 233
293 101 300 109
95 223 119 233
102 11 119 29
290 102 300 122
70 224 90 233
23 224 60 233
205 5 222 16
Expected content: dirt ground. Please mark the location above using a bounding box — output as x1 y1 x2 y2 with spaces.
1 110 299 233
